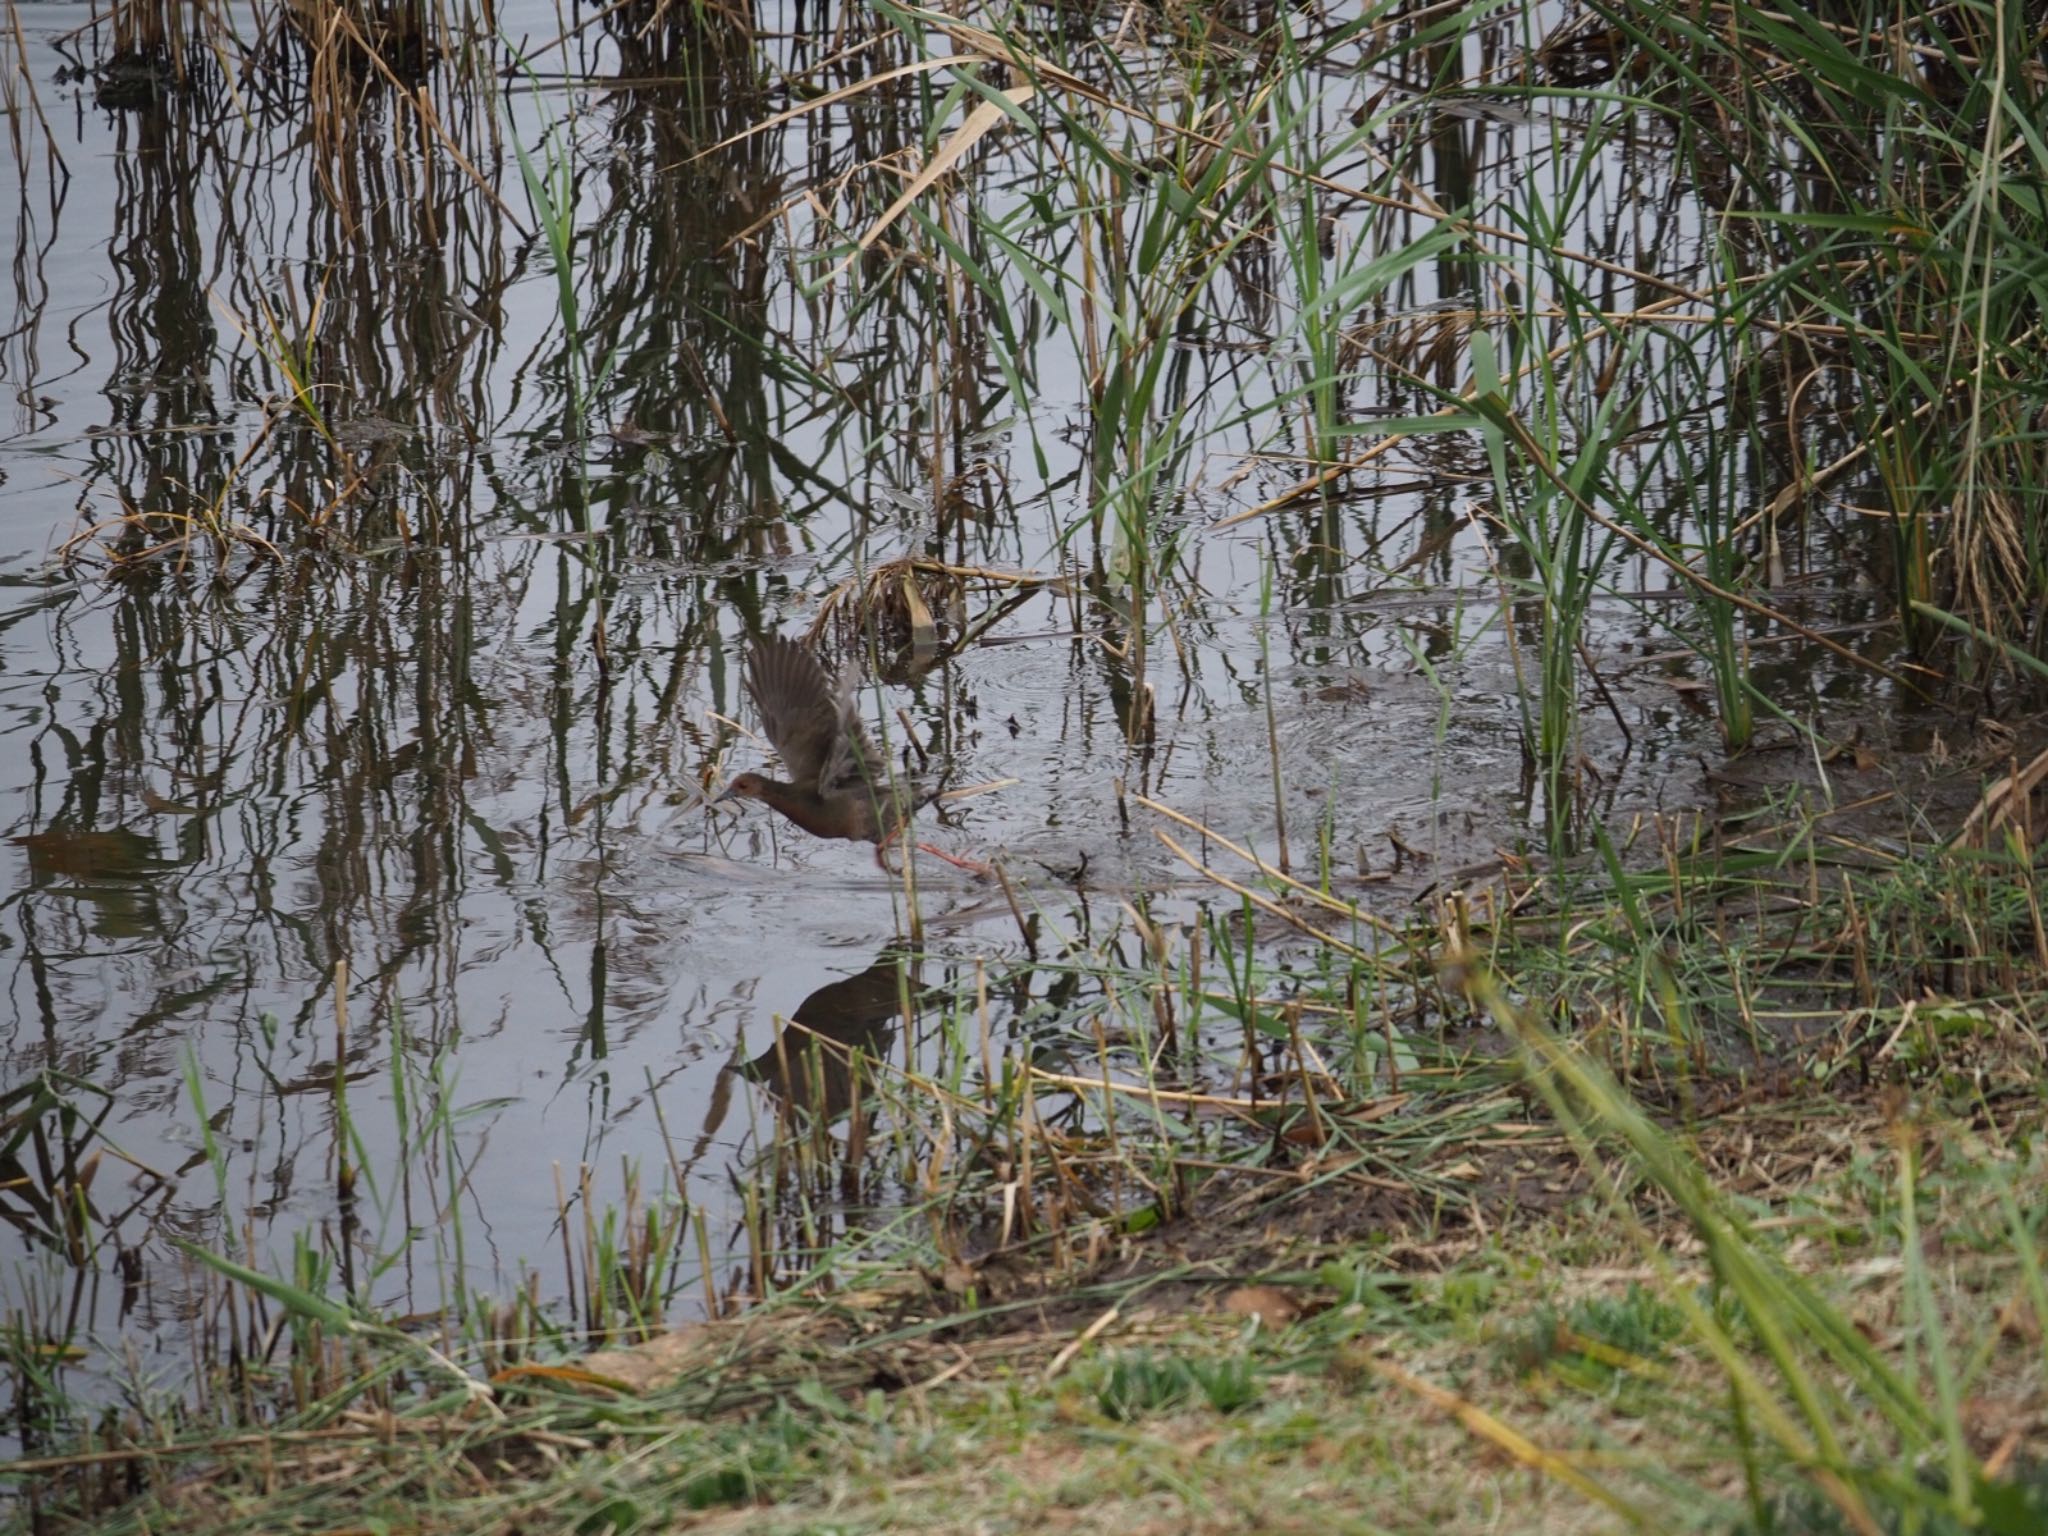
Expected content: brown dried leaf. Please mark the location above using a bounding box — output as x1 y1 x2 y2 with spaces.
1223 1285 1301 1329
941 1259 979 1296
576 1328 713 1392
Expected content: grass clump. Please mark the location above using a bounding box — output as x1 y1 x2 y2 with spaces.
17 1091 2043 1535
1088 1349 1262 1421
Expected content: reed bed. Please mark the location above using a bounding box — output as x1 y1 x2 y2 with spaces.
49 0 2048 812
8 0 2048 1529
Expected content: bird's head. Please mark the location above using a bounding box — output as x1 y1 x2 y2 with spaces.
717 772 774 805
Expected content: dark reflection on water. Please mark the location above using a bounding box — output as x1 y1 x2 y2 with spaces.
740 956 904 1126
0 0 1920 1429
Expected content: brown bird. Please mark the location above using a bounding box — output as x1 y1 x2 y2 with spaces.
721 634 973 870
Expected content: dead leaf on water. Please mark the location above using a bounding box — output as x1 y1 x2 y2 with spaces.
14 826 169 881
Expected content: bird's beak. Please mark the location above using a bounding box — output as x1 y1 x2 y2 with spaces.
713 780 741 804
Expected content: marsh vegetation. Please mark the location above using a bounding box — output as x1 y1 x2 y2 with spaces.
3 0 2047 1529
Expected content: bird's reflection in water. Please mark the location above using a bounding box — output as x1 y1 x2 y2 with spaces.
706 951 919 1303
737 951 917 1137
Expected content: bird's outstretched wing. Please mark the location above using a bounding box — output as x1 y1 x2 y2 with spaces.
744 634 883 794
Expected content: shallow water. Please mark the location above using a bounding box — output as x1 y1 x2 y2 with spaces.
0 0 1908 1419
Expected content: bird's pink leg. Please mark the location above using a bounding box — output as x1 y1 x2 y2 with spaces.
914 841 993 877
874 824 989 877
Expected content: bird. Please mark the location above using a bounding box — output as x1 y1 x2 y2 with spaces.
720 633 978 871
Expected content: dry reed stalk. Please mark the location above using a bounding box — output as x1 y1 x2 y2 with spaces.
1956 745 2048 849
1135 794 1402 931
1154 829 1384 960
